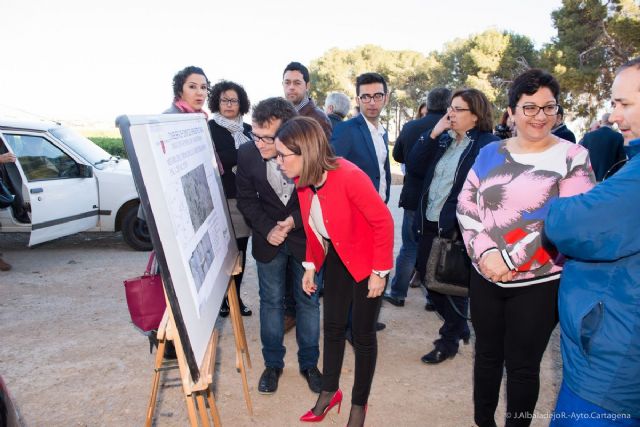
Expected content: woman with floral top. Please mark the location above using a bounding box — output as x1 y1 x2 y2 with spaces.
456 69 596 427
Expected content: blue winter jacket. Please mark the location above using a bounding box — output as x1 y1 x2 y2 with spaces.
545 154 640 417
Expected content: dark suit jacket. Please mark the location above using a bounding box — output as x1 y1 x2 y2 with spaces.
392 111 446 210
208 120 251 198
553 124 576 143
330 114 391 203
299 98 333 140
579 126 627 181
235 143 305 263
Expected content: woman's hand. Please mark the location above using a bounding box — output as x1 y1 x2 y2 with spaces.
430 114 450 139
367 274 386 298
302 269 317 296
479 251 513 283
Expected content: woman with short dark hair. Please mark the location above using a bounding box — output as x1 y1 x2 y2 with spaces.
274 116 394 427
207 80 252 316
408 88 499 366
457 69 595 427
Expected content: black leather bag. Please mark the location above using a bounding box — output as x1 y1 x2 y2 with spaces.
425 233 470 297
0 179 15 209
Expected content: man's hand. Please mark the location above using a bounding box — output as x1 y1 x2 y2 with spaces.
266 225 288 246
0 153 16 164
479 251 513 283
276 216 294 234
367 273 386 298
302 269 317 296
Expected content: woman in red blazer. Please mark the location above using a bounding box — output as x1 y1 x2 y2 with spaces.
274 116 394 427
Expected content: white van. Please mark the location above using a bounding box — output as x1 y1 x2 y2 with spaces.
0 119 151 250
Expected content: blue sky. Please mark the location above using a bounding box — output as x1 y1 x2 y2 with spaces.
0 0 563 125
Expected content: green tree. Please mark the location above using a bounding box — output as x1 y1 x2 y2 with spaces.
542 0 640 124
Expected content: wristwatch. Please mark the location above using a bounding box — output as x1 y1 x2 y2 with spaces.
372 270 389 278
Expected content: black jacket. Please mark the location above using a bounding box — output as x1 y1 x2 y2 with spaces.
208 120 252 199
235 143 306 263
407 127 499 237
552 124 576 143
392 111 446 210
579 126 626 181
328 112 345 130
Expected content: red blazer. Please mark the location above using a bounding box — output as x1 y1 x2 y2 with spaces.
296 158 394 282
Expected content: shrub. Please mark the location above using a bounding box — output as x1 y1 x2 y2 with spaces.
89 137 128 159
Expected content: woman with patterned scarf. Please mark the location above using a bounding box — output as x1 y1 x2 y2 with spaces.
207 80 253 317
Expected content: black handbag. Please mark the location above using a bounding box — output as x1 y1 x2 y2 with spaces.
0 179 15 209
425 231 470 298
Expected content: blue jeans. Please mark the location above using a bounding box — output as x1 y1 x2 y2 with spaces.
256 243 320 370
386 209 417 300
551 381 640 427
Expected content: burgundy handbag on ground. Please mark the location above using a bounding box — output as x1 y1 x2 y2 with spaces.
123 251 166 332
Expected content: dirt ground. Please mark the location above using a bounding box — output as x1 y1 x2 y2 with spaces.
0 186 562 427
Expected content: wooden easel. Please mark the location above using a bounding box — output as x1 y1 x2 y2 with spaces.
145 255 253 426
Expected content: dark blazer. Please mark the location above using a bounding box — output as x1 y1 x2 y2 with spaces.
552 124 577 143
299 98 333 140
330 114 391 203
236 143 305 263
579 126 627 181
407 127 499 236
327 113 345 130
208 120 251 198
392 111 446 210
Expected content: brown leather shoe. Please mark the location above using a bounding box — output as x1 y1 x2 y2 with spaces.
284 315 296 333
0 257 11 271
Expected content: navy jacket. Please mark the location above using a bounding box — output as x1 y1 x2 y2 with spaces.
579 126 626 181
407 127 498 237
546 154 640 417
330 114 391 203
552 124 576 143
392 111 446 210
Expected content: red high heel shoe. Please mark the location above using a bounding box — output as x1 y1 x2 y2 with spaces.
300 389 343 422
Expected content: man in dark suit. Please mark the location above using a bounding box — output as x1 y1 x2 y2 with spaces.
331 72 391 203
324 91 350 129
282 62 332 139
331 72 391 332
579 113 627 181
236 97 321 395
552 105 577 143
383 87 451 309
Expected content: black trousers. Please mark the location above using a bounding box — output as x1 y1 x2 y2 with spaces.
233 236 249 295
470 268 559 427
416 220 469 355
322 243 383 405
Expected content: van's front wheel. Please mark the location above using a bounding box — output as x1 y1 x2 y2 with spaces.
121 205 153 251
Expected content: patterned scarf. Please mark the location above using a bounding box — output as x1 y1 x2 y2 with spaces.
212 113 250 149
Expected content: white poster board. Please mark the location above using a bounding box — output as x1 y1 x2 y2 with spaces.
117 113 238 381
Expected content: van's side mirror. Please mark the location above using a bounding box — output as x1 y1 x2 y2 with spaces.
78 164 93 178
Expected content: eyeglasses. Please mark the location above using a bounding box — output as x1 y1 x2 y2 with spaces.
358 93 385 103
276 152 298 161
448 106 471 113
249 132 275 144
517 104 560 117
220 98 239 105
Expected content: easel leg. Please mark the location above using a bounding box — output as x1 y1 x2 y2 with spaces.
145 312 169 427
227 278 254 415
205 387 222 426
195 393 211 427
